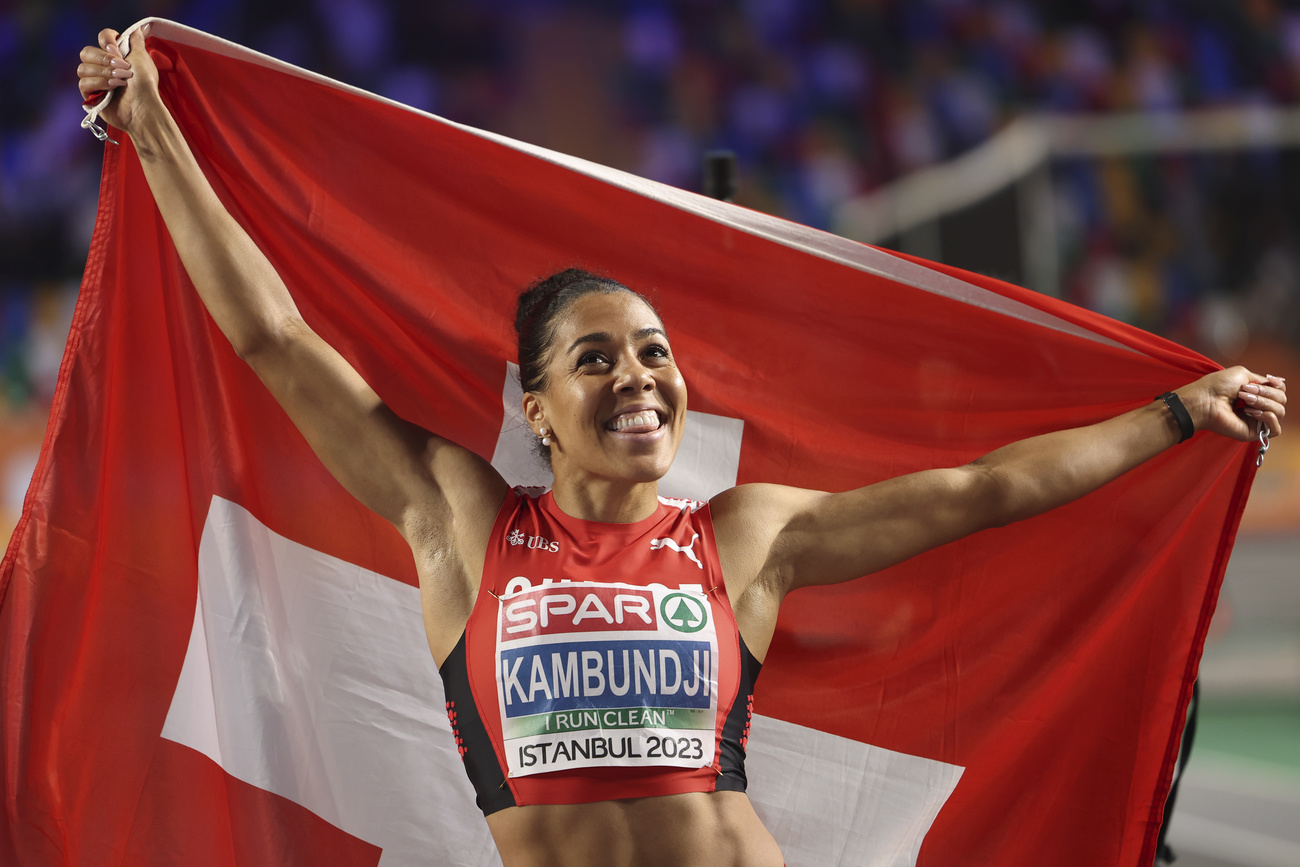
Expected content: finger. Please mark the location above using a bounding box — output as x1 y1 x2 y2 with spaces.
1241 383 1287 404
99 28 122 56
77 72 117 96
80 62 132 82
1237 390 1285 416
77 66 131 94
1240 408 1280 437
1256 398 1284 418
79 44 131 75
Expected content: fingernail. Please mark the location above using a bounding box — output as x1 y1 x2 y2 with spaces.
1244 408 1264 418
1241 392 1259 404
109 58 128 69
110 68 132 79
1244 383 1260 393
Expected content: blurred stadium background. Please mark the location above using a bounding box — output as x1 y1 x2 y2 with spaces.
2 1 1297 864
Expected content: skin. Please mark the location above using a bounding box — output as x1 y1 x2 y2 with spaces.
81 27 1287 867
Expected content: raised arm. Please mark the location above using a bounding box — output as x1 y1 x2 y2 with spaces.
714 367 1285 623
78 29 508 648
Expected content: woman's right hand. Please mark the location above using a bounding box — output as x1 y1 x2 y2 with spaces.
78 26 160 134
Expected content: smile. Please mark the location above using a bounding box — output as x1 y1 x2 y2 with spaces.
606 410 664 433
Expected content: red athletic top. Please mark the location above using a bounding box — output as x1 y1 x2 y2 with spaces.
439 488 762 815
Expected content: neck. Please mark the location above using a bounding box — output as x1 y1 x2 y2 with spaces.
549 475 661 523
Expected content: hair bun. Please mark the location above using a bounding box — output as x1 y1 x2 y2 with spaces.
515 268 605 337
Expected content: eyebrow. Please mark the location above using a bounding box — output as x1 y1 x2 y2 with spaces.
567 326 666 354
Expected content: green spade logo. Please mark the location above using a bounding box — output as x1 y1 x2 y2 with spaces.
660 593 708 633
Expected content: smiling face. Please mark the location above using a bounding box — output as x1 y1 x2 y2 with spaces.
523 291 687 488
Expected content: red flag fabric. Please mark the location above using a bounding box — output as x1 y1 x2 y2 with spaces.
1 19 1259 867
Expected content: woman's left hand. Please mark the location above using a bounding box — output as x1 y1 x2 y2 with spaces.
1178 366 1286 442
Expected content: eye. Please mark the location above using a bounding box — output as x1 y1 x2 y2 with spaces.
577 350 610 368
642 343 671 360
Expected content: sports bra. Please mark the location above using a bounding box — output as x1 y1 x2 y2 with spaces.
438 487 761 815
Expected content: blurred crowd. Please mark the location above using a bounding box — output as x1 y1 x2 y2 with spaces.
1055 148 1300 360
3 0 1300 535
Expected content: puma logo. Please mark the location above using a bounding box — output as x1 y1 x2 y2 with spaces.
650 534 702 570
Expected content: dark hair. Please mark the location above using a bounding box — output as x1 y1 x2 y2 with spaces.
514 268 660 394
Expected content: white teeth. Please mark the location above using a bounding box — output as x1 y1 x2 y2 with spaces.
611 412 660 431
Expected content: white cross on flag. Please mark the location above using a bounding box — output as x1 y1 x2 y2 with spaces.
0 18 1259 867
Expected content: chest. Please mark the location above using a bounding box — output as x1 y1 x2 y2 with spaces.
466 498 739 782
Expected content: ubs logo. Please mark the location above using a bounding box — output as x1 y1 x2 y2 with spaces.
508 528 560 553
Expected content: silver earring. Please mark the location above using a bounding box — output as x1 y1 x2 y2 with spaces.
539 427 551 447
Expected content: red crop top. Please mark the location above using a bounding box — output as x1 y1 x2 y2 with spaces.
438 488 762 815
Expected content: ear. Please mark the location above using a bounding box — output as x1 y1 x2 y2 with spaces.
522 392 545 431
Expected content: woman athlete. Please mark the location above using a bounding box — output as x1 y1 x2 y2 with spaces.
80 27 1286 867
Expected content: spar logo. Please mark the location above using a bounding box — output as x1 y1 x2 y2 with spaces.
502 586 658 639
659 593 708 633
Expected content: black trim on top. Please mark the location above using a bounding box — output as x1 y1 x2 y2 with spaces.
439 633 517 815
715 632 763 793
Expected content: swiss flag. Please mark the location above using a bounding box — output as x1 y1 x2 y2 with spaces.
1 19 1257 867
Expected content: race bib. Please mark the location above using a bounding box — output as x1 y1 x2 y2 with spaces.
495 580 719 778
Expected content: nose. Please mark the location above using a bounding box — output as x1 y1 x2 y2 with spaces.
615 360 655 393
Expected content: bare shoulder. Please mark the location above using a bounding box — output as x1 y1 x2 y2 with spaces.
709 482 826 536
709 483 826 599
